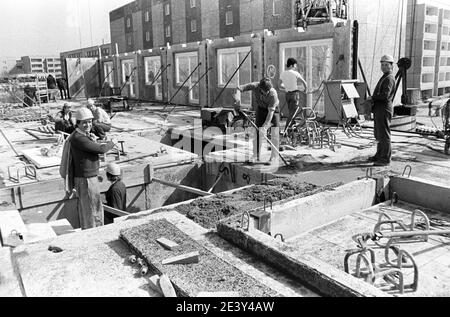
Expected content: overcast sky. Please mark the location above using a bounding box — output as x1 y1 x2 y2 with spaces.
0 0 132 58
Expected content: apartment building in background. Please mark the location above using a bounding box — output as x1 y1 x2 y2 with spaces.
20 56 62 78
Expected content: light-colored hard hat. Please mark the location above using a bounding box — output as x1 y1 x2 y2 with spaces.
106 163 121 176
87 98 95 106
76 107 94 121
380 55 395 63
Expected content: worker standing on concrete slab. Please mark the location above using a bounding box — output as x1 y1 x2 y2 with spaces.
70 107 115 230
234 78 280 164
87 99 112 140
104 163 127 224
53 103 75 134
279 58 308 129
367 55 396 166
57 77 69 100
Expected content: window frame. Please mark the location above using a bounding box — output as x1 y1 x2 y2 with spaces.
217 46 252 88
165 25 171 38
144 56 163 100
103 61 114 86
190 0 196 8
165 3 170 16
145 31 151 42
126 17 131 28
225 10 233 25
175 51 199 103
191 19 197 33
145 11 150 22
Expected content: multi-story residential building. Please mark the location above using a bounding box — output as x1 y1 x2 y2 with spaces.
60 44 112 78
19 56 62 78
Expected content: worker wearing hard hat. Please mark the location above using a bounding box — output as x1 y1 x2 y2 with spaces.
367 54 396 166
87 99 112 140
104 163 127 224
69 107 116 229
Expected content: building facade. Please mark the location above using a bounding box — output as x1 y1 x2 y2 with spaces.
19 56 62 78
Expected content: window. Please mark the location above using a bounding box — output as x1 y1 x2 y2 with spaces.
225 10 233 25
280 39 333 116
444 10 450 20
126 17 131 28
441 57 447 66
442 42 447 50
127 36 132 46
103 61 114 85
423 56 435 67
422 73 434 83
426 6 438 16
444 26 449 36
144 56 162 100
439 73 445 81
175 52 199 103
446 72 450 81
424 40 436 50
165 25 171 37
145 31 151 42
447 57 450 66
218 46 252 105
191 19 197 32
190 0 196 8
425 23 437 34
448 42 450 51
145 11 150 22
121 59 136 96
165 3 170 15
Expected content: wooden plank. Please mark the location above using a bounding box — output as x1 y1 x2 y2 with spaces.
162 251 200 265
156 237 179 251
24 223 57 244
103 205 130 217
148 275 163 296
22 148 61 169
158 274 177 297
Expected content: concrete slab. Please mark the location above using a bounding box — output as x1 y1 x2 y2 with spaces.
0 247 24 297
22 148 61 169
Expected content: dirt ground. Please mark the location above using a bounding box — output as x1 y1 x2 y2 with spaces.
173 179 343 229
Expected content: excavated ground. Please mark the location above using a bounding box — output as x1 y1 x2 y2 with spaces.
171 179 344 229
120 219 279 297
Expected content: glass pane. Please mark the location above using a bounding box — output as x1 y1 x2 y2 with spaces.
177 56 190 83
311 44 332 113
220 52 238 86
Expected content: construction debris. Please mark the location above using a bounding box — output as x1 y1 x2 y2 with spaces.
162 252 200 265
156 237 179 251
158 274 177 298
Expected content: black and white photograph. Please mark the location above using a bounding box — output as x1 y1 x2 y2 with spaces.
1 0 450 303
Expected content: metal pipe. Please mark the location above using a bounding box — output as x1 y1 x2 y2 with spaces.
379 229 450 239
352 20 359 80
152 177 213 197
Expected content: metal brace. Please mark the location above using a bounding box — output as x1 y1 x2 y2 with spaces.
241 211 251 232
402 165 412 178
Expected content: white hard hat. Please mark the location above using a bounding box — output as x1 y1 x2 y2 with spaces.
76 107 94 121
87 98 95 106
106 163 121 176
380 55 395 63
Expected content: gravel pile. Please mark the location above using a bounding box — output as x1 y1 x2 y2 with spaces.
120 219 279 297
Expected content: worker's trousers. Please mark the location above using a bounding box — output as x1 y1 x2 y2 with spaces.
254 107 280 161
74 176 104 230
373 104 392 164
285 91 307 128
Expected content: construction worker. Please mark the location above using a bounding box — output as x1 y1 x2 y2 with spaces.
367 54 396 166
53 103 75 134
104 163 127 224
47 74 57 89
234 78 280 164
87 99 112 140
57 77 69 100
279 58 308 130
70 107 115 229
23 84 37 107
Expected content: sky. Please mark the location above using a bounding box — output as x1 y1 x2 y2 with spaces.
0 0 132 59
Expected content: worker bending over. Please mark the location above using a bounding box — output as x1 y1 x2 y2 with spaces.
234 78 280 165
87 99 112 140
367 55 396 166
279 57 308 130
104 163 127 225
70 108 115 229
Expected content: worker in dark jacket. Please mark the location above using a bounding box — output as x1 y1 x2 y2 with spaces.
53 103 75 134
57 78 69 100
70 107 115 229
47 74 57 89
234 78 280 165
368 54 396 166
104 163 127 225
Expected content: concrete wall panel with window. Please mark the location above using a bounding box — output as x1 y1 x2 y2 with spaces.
163 0 172 45
140 47 168 102
152 1 165 47
118 54 139 98
207 33 263 109
201 0 219 39
264 22 352 117
263 0 294 31
172 0 186 45
240 0 264 34
142 2 153 49
219 0 240 38
166 41 208 106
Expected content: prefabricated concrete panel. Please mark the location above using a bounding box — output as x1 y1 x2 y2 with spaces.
269 179 377 240
118 54 139 98
66 58 100 99
152 2 165 47
263 0 293 31
390 176 450 213
166 42 208 107
172 0 187 45
201 0 220 39
139 48 168 102
207 34 264 108
111 18 127 54
240 0 264 34
133 11 144 51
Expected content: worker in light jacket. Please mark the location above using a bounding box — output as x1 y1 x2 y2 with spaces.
70 107 115 229
234 78 280 165
367 55 396 166
87 99 112 140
